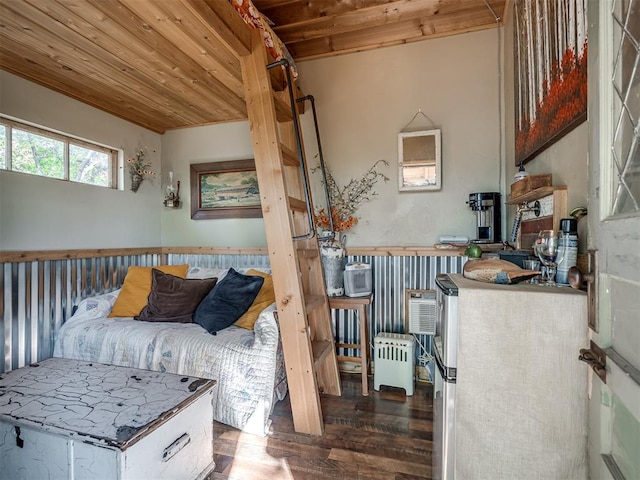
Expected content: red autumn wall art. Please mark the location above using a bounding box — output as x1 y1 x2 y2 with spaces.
514 0 588 165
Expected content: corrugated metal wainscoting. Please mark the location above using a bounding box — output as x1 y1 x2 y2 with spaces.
165 253 271 271
1 251 464 375
0 254 161 374
336 255 465 366
0 253 270 374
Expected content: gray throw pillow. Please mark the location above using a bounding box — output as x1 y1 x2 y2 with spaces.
136 269 217 323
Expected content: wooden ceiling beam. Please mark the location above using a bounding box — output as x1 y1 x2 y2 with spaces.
193 0 252 57
265 0 441 42
256 0 403 26
286 5 502 61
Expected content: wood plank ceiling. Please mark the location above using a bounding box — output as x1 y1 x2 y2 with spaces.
252 0 507 61
0 0 506 133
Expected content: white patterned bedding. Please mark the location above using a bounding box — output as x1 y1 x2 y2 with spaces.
53 289 287 436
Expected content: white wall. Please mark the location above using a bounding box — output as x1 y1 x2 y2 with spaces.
4 24 561 251
160 123 267 247
296 29 503 246
0 71 162 250
159 29 502 247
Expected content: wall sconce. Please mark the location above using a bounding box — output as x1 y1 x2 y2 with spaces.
163 171 181 208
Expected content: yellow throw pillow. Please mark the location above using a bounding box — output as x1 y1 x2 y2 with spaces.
108 264 189 318
234 269 276 330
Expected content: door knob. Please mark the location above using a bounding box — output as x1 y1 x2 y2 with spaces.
568 266 594 289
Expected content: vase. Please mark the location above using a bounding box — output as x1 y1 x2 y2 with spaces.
130 173 143 193
318 233 346 297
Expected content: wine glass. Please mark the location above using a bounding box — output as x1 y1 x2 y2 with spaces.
534 230 566 286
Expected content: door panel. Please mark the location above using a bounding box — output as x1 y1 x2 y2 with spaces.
588 1 640 479
610 371 640 480
609 276 640 368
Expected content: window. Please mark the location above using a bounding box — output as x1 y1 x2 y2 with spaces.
610 0 640 215
0 124 5 169
0 116 118 188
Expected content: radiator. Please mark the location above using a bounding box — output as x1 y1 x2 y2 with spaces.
373 333 415 396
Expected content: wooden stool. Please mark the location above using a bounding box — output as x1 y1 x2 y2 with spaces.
329 294 373 395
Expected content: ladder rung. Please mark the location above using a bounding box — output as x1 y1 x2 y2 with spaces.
281 144 300 167
304 294 325 312
289 196 307 212
297 248 319 258
274 95 293 122
311 340 333 370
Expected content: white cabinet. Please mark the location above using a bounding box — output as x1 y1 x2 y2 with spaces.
0 358 216 480
451 274 588 479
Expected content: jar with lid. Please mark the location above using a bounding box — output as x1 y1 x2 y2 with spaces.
556 218 578 284
513 162 530 183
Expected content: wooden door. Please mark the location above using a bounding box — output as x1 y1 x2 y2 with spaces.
587 2 640 479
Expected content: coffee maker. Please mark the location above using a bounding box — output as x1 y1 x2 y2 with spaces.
467 192 501 244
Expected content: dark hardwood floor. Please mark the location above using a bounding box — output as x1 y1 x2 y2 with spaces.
209 373 433 480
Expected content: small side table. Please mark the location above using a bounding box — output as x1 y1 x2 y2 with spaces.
329 294 373 395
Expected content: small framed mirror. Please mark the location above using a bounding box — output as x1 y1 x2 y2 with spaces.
398 129 441 191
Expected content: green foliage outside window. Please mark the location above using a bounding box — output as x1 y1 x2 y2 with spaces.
70 145 109 186
12 130 64 179
0 125 5 169
0 118 115 188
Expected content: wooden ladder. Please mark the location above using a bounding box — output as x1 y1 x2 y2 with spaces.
240 30 341 436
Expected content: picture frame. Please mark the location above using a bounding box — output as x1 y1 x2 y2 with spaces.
513 0 588 165
190 159 262 220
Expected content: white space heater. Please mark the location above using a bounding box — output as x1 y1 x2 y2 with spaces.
405 290 437 335
343 262 372 297
374 333 415 395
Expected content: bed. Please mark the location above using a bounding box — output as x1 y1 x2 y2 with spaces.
53 267 287 436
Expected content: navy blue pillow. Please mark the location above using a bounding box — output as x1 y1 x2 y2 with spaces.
194 268 264 334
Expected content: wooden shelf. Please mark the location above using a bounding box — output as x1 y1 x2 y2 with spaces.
509 186 568 249
506 185 567 205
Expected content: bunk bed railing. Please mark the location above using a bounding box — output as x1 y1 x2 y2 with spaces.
297 94 335 235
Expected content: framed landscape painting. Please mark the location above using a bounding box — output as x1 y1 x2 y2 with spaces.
514 0 588 165
190 159 262 220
